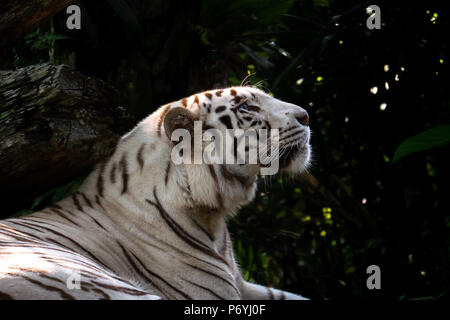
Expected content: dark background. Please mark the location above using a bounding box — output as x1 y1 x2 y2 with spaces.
0 0 448 300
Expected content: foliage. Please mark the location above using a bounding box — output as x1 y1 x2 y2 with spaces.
197 2 450 300
392 125 450 163
24 27 70 51
10 177 86 219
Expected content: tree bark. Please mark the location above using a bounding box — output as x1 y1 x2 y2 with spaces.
0 63 124 217
0 0 76 47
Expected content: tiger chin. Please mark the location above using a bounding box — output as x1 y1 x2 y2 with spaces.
0 86 310 300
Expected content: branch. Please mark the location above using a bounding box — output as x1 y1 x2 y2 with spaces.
0 0 75 47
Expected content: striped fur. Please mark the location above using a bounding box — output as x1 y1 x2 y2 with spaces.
0 87 310 300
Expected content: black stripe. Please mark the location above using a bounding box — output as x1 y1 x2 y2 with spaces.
0 291 14 299
232 95 242 104
233 136 239 162
27 224 110 271
97 161 106 197
116 242 172 299
186 179 193 196
79 192 93 208
281 128 304 142
0 241 74 258
190 218 214 242
267 287 275 300
21 274 75 299
95 195 106 211
279 125 297 134
38 273 67 285
146 188 227 264
138 229 231 277
90 280 149 296
49 208 81 227
207 165 223 208
0 236 118 283
137 144 146 172
0 224 42 242
219 115 233 130
6 219 44 233
89 287 111 300
119 153 129 194
1 241 107 275
164 161 171 186
40 254 116 281
215 106 226 113
247 105 260 112
183 278 226 299
72 193 83 212
182 261 240 297
87 213 107 231
176 180 193 200
125 246 194 300
110 163 116 183
219 228 228 258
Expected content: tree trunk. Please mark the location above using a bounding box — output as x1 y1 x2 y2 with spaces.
0 0 76 47
0 63 124 217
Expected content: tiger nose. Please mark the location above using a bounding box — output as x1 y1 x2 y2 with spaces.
295 111 309 127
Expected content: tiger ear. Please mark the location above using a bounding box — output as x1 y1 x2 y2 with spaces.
164 107 196 141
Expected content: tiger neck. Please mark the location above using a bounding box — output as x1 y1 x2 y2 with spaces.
74 125 257 252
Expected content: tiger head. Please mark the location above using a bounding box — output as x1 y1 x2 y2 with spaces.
161 86 311 173
115 86 311 214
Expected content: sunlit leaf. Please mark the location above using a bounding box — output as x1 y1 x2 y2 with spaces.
313 0 330 7
392 125 450 163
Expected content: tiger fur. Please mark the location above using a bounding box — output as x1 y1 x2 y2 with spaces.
0 86 311 300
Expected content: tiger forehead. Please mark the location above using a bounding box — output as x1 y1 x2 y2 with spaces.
200 88 261 105
179 87 265 113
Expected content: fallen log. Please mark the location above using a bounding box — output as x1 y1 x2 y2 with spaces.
0 63 125 217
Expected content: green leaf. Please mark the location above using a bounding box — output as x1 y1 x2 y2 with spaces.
409 296 436 301
392 125 450 163
313 0 330 7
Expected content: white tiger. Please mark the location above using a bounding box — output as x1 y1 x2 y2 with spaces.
0 86 311 300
